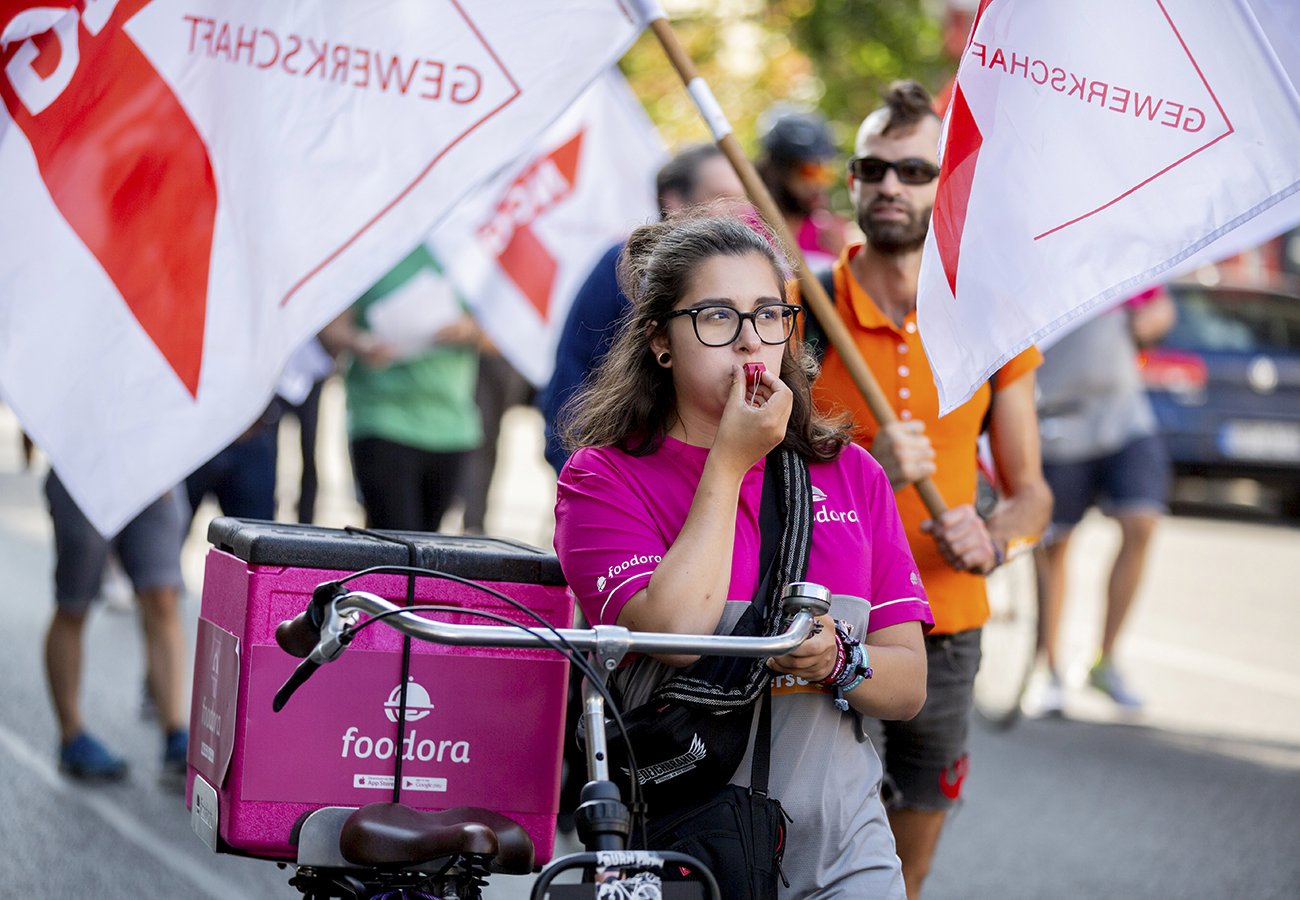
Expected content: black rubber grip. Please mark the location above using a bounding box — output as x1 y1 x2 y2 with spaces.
276 612 320 658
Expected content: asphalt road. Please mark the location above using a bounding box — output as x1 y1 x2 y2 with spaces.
2 393 1298 899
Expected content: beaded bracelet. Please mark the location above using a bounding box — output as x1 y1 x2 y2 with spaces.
832 639 863 689
841 645 873 694
816 620 853 687
816 620 875 710
819 632 847 686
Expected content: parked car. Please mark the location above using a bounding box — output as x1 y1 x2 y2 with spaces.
1140 280 1300 516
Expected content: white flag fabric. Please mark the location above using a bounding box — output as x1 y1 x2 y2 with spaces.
0 0 643 533
428 68 665 387
918 0 1300 413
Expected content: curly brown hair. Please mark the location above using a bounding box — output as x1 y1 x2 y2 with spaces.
560 212 850 462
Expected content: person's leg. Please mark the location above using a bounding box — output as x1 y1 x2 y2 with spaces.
1103 512 1158 658
42 472 126 778
1035 458 1095 681
1090 435 1169 706
889 807 948 900
1087 512 1155 709
208 427 277 521
43 473 110 741
294 379 324 523
877 630 982 899
45 607 89 742
352 437 425 531
185 449 226 524
459 354 508 534
136 585 186 733
116 487 189 775
419 449 469 533
1035 533 1072 678
45 605 126 778
1097 434 1169 660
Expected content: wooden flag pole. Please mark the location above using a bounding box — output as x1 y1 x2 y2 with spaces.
643 11 949 517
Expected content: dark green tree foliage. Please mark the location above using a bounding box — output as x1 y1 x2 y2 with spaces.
783 0 947 126
619 1 949 154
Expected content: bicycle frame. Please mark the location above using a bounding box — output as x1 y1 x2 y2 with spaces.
273 580 832 899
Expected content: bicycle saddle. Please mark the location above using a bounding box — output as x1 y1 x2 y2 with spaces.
339 803 535 874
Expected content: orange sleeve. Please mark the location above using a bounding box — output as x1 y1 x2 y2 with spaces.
995 344 1042 389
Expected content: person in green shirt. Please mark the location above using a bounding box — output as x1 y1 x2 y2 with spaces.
321 246 482 531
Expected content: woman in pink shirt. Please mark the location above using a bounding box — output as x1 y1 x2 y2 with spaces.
554 215 932 897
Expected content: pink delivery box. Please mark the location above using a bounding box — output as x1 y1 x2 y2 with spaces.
186 519 573 865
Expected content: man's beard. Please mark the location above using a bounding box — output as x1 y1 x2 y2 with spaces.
858 202 931 254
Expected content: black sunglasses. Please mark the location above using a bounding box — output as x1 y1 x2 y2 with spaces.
848 156 941 185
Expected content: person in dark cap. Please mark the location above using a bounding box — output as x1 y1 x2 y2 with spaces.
756 106 850 271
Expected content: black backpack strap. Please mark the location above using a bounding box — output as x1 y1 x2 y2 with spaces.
652 448 813 709
750 688 773 795
768 449 814 637
753 454 783 611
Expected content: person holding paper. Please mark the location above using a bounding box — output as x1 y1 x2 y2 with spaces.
321 246 482 532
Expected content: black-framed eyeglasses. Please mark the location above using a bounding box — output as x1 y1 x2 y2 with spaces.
665 304 801 347
848 156 941 185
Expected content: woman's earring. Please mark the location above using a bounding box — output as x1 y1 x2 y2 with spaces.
657 351 671 367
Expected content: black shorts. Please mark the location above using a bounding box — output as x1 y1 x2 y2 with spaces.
1044 433 1170 534
863 629 981 811
44 472 186 614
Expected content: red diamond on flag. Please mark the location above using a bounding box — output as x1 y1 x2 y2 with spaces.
1 0 216 397
477 129 585 320
931 83 984 298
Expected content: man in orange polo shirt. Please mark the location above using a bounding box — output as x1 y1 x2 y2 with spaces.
807 81 1052 898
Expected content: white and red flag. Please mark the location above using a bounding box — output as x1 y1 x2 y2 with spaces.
428 68 665 387
0 0 645 533
918 0 1300 412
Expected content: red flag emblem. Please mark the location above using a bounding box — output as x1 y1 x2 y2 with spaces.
476 129 584 320
1 0 216 396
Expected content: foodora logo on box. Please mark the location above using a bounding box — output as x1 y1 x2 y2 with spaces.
339 677 472 764
384 676 435 723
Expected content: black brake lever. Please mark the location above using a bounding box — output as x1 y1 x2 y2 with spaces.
272 613 355 712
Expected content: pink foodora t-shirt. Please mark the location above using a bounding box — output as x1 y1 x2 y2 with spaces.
554 436 932 634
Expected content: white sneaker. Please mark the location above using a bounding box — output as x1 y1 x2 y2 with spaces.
1038 675 1066 717
1022 670 1065 718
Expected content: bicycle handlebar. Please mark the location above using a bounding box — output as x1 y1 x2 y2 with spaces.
272 581 834 712
276 580 347 658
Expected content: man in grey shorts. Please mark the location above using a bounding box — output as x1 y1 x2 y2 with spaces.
44 471 189 781
1034 288 1176 713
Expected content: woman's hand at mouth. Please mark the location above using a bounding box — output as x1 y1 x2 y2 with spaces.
712 364 791 475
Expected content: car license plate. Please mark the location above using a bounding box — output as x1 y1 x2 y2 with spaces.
1219 420 1300 462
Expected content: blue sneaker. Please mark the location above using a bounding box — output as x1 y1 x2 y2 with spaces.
162 728 188 776
60 732 128 781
